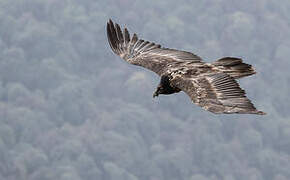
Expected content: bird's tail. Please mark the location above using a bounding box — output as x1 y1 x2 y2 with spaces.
211 57 256 79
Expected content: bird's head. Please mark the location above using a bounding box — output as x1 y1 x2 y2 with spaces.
153 86 163 98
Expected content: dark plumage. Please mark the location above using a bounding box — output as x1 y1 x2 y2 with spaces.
106 19 265 115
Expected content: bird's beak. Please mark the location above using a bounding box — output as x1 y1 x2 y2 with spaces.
153 91 159 98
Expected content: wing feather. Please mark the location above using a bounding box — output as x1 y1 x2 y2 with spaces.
107 19 203 75
115 23 124 46
171 73 265 114
124 28 130 44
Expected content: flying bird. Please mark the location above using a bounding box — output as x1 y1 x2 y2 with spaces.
106 19 265 115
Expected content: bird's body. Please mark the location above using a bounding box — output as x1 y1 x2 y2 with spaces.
107 19 265 115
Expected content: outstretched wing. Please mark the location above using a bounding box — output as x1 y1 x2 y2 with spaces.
171 72 265 114
106 19 203 76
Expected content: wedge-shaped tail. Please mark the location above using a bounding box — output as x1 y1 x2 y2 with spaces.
212 57 256 79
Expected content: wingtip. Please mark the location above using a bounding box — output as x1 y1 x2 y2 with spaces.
107 19 115 29
251 66 257 74
107 19 114 33
256 111 266 115
106 21 111 30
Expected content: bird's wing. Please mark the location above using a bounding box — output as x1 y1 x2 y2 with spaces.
170 72 265 114
107 19 203 76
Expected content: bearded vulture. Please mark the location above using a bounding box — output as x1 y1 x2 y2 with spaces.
106 19 265 115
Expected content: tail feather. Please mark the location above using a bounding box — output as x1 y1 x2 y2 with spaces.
212 57 256 79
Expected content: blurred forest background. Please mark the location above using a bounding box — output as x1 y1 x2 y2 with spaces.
0 0 290 180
